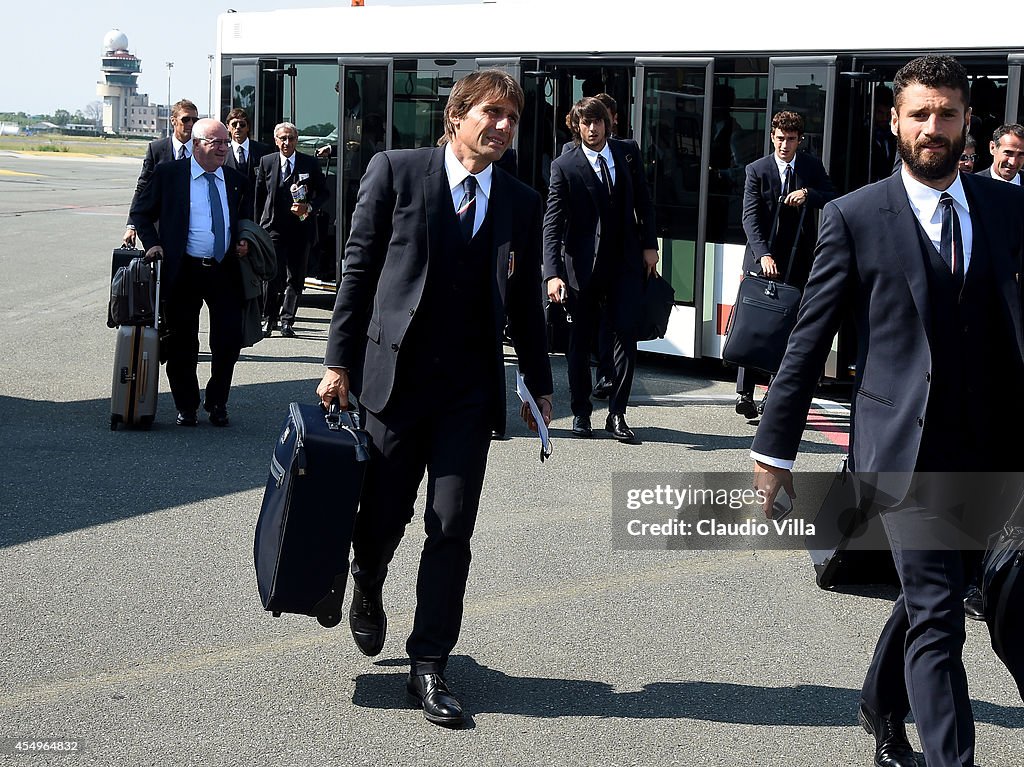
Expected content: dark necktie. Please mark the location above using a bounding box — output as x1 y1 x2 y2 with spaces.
283 158 292 183
178 144 187 161
939 192 965 290
782 164 794 198
458 175 477 241
237 145 246 167
204 172 226 262
597 154 613 196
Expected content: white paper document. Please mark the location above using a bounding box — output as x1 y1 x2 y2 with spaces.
515 371 552 462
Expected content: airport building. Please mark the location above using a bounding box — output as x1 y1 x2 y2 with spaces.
96 29 162 137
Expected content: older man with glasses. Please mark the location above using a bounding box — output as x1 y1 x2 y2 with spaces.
130 118 255 428
123 99 200 248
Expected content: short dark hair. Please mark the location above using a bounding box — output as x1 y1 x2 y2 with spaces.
441 69 524 143
991 123 1024 146
892 56 970 111
225 107 249 126
771 110 804 135
566 97 613 144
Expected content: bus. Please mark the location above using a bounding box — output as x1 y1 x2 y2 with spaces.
214 0 1024 376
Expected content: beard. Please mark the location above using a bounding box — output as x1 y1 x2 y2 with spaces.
896 126 966 180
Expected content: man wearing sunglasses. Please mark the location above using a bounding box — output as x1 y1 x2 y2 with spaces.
223 107 272 192
123 99 200 248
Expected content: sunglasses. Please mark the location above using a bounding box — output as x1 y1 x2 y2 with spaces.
959 154 977 163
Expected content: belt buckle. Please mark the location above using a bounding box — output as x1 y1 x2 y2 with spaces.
201 257 215 267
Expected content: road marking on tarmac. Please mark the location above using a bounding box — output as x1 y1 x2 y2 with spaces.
0 168 41 177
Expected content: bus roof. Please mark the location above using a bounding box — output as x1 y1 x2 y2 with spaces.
217 1 1020 59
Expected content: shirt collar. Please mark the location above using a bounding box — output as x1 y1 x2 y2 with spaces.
900 165 969 220
190 157 224 181
774 153 795 173
279 152 294 167
581 142 612 166
172 136 192 157
444 143 492 200
231 138 250 151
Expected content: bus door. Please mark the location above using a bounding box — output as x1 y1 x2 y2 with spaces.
335 58 393 285
632 57 713 358
1007 54 1024 124
767 56 851 380
225 58 284 141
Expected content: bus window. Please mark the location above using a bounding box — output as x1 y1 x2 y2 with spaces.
392 59 477 149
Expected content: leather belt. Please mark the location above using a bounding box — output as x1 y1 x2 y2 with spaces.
187 254 219 267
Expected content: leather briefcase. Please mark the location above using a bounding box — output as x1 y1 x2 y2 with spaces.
637 272 675 342
722 274 802 374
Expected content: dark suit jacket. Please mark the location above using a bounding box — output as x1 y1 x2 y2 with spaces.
752 172 1024 503
741 152 835 284
125 137 186 227
542 138 657 329
129 159 253 298
254 151 329 243
323 147 552 428
224 139 273 182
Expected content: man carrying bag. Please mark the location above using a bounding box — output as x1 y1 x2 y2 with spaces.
728 110 835 418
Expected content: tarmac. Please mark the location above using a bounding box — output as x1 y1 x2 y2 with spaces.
0 151 1020 766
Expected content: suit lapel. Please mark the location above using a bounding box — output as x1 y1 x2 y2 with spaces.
491 166 512 309
269 154 282 207
423 147 448 274
884 174 933 336
572 146 604 210
766 156 782 201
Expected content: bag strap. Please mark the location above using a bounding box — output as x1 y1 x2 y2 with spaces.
781 204 808 286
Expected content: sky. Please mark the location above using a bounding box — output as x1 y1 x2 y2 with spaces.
1 0 479 117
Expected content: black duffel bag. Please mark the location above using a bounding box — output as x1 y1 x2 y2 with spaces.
982 492 1024 702
637 272 675 342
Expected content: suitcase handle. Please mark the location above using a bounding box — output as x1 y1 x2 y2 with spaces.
322 400 371 463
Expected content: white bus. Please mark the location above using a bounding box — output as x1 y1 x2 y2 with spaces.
215 0 1024 376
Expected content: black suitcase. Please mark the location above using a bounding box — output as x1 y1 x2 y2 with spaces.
254 402 371 627
804 460 898 590
108 256 157 329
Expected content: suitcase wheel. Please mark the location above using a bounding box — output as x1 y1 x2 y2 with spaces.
317 613 341 628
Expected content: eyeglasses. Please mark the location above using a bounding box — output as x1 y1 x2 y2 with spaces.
275 134 297 143
959 154 977 163
195 138 230 148
178 115 199 124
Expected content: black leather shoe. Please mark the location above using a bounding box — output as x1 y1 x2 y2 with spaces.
175 410 198 427
406 673 464 727
349 582 386 657
858 702 917 767
964 585 986 621
207 405 229 427
606 413 636 442
490 430 505 440
279 321 296 338
735 394 758 419
262 319 275 338
571 415 593 438
592 377 614 400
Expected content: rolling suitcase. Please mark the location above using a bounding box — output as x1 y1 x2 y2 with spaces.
254 402 371 627
109 259 161 431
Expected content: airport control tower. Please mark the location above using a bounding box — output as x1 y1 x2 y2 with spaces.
96 29 159 136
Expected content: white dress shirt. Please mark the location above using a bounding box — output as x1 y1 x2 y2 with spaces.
444 143 491 236
186 158 230 258
581 142 616 186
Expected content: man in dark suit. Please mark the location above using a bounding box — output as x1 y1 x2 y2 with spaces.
544 97 658 443
735 110 835 419
254 122 328 338
223 107 272 192
752 56 1024 767
130 118 255 428
975 122 1024 184
559 92 620 402
315 70 553 727
122 99 199 248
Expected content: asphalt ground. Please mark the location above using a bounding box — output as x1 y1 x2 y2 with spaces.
0 152 1020 766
